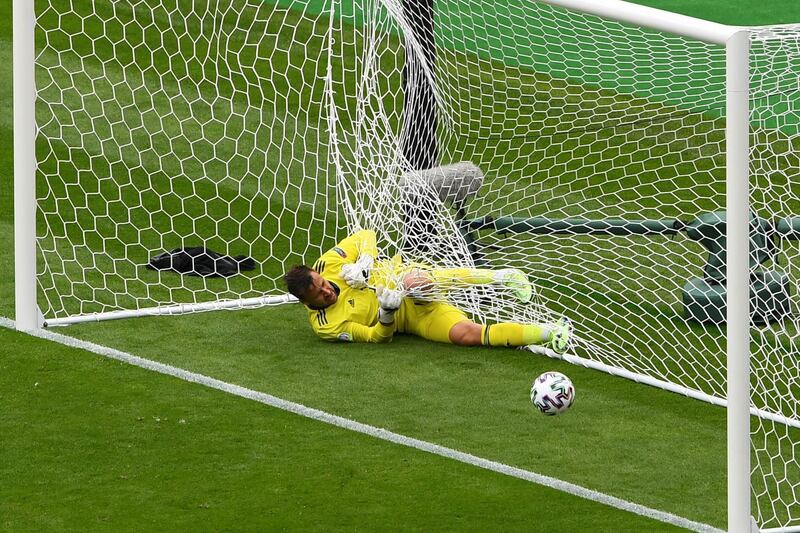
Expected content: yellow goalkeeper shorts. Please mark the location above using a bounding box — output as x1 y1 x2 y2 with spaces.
397 299 470 344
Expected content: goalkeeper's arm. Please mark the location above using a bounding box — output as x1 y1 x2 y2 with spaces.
335 229 378 262
330 320 395 343
339 230 377 289
320 285 402 343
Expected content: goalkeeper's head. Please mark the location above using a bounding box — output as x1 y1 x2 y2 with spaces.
284 265 338 309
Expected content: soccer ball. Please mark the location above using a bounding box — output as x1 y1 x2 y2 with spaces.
530 371 575 415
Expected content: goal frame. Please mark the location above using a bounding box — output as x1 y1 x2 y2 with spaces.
13 0 38 332
11 0 755 530
534 2 750 532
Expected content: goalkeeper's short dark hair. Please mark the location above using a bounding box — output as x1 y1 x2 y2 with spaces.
284 265 314 300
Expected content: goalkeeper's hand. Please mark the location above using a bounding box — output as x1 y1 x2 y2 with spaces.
340 254 374 289
376 285 402 325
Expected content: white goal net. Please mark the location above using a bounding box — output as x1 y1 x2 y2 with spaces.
749 26 800 531
29 0 800 528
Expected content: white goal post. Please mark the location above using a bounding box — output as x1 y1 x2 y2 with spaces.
13 0 800 531
13 0 38 333
535 3 751 531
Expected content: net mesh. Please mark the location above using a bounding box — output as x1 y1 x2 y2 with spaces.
33 0 799 527
750 26 800 530
36 0 341 316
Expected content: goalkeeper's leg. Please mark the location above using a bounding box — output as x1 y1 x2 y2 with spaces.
449 319 572 352
408 300 571 351
405 267 533 303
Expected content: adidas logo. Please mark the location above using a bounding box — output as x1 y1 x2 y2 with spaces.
347 298 355 308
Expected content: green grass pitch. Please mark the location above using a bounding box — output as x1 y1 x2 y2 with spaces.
3 1 800 531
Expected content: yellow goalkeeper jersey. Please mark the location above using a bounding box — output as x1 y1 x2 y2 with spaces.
306 229 396 343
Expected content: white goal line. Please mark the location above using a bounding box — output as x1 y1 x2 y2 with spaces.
1 315 721 533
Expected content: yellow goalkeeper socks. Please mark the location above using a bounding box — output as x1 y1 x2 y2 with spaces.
430 268 496 287
480 323 550 347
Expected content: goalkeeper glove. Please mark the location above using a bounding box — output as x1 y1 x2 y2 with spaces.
376 285 402 325
340 254 374 289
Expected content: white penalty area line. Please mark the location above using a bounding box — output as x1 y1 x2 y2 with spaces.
3 317 721 533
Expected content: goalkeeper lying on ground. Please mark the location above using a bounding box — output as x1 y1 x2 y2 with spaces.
283 229 571 350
